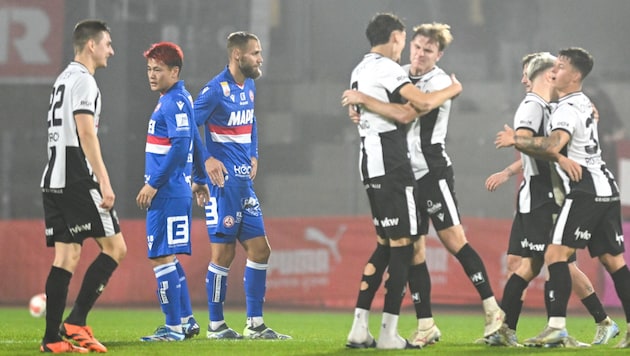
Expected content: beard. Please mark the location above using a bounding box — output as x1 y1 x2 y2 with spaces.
240 60 262 79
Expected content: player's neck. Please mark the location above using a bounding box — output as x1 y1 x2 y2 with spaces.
74 55 96 75
370 44 397 62
556 83 582 99
228 64 245 85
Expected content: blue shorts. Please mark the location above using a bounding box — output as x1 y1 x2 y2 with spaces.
204 182 266 244
146 197 192 258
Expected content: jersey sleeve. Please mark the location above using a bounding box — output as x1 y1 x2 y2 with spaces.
424 73 452 92
71 74 99 115
550 104 577 136
514 100 544 134
162 96 192 139
378 60 411 96
193 84 219 127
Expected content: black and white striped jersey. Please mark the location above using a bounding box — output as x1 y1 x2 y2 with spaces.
41 62 101 189
550 92 619 197
350 53 412 180
513 92 556 213
403 65 452 180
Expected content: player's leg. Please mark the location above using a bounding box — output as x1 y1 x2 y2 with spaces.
205 241 242 339
174 257 199 338
600 254 630 348
407 236 441 347
347 240 388 348
569 260 618 344
376 237 416 349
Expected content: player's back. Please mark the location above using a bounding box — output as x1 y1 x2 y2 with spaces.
350 53 411 179
41 62 101 189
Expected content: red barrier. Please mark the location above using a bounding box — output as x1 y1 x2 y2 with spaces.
0 217 604 310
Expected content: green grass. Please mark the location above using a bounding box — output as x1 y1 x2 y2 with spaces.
0 307 626 355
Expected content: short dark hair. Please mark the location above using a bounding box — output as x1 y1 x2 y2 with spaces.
144 41 184 70
365 13 405 47
558 47 593 79
73 20 110 53
227 31 259 54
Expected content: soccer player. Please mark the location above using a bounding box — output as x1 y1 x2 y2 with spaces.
486 52 618 347
40 19 127 353
194 31 290 340
342 14 463 350
138 42 210 342
342 22 504 346
495 47 630 349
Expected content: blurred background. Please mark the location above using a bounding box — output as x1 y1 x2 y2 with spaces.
2 0 630 309
1 0 629 220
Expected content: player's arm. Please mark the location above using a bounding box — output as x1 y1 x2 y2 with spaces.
75 113 115 210
250 115 259 180
485 159 522 192
399 73 462 115
341 89 418 124
194 85 228 187
495 125 582 181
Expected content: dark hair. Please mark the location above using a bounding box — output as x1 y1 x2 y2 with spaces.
558 47 593 79
365 13 405 47
227 31 259 54
143 41 184 70
73 20 110 53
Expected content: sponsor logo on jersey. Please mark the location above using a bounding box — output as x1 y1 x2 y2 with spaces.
574 227 591 241
240 92 246 102
69 222 91 235
176 100 185 111
379 217 399 227
175 113 189 128
234 164 252 177
249 90 255 102
223 215 235 228
520 238 545 252
241 196 261 216
220 81 230 96
227 109 254 126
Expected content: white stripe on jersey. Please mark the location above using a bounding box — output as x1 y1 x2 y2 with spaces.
145 142 171 154
551 198 573 245
405 186 418 236
439 178 460 226
90 188 116 237
360 135 385 179
211 132 252 144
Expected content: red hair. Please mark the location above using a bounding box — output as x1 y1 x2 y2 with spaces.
143 41 184 69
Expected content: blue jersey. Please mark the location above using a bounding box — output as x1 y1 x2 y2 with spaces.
194 66 258 186
145 80 194 199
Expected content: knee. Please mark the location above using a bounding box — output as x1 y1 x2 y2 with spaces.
102 234 127 264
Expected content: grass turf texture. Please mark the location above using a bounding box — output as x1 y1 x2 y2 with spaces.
0 307 626 355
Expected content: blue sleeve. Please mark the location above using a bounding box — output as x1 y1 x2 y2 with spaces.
148 137 188 189
192 127 209 184
250 115 259 159
193 85 218 127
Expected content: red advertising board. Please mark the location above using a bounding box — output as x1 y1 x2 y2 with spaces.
0 0 64 83
0 216 603 312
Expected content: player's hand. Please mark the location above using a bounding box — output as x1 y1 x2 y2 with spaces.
205 157 228 187
250 157 258 180
136 183 157 210
341 89 366 107
485 171 510 192
99 182 116 210
495 124 516 149
449 73 463 97
192 183 210 207
557 155 582 182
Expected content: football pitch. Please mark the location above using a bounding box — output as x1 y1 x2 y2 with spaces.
1 307 625 355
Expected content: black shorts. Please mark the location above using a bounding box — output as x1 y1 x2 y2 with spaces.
551 192 624 258
415 166 460 234
42 179 121 247
364 164 420 240
508 203 557 259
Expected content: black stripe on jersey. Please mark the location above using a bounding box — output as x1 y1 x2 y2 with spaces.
387 82 410 105
65 146 92 185
73 109 95 116
418 108 448 168
43 146 56 188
